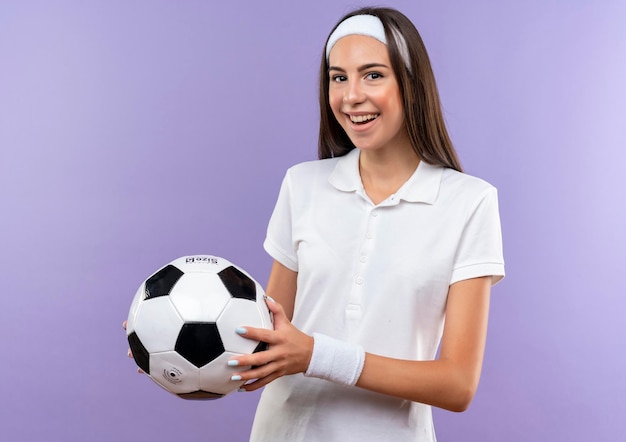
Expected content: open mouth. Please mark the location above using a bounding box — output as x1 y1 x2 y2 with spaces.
349 114 379 125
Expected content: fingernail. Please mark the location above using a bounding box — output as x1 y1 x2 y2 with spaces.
227 360 239 367
231 375 242 381
237 388 247 392
235 327 247 335
127 349 132 357
264 295 275 303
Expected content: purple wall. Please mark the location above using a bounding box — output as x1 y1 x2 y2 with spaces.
1 1 624 440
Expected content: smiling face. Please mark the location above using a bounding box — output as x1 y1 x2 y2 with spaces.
328 35 411 155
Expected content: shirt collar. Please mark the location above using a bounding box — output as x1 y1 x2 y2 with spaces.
328 148 443 205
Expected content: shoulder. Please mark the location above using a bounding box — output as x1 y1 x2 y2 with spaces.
436 168 500 216
441 168 497 199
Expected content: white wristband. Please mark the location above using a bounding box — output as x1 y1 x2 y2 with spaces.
304 333 365 386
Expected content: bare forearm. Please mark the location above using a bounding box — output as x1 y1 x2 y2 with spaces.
357 354 480 412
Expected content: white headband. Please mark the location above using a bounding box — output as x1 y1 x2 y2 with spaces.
325 14 412 73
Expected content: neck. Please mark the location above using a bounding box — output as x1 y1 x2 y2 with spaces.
358 147 420 204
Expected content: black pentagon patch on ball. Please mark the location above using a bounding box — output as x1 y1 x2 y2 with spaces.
178 391 225 400
175 323 224 368
128 332 150 375
144 265 184 300
253 341 269 354
218 266 256 301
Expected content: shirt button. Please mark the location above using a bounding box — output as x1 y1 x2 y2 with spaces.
372 210 378 217
359 255 367 263
366 232 373 239
355 275 364 285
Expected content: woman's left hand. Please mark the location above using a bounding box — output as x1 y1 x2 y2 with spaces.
228 296 313 391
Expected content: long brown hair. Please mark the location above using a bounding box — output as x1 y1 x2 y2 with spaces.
318 7 463 172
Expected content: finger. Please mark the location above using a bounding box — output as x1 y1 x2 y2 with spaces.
228 346 276 369
264 296 290 327
235 326 276 344
264 295 282 314
238 372 281 392
122 320 127 330
231 360 281 384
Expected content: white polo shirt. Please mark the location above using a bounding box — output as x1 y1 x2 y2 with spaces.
251 148 504 442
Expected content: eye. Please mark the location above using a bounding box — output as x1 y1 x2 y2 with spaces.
366 72 383 80
331 75 347 83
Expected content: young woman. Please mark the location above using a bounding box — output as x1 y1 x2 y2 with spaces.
124 6 504 440
228 6 505 441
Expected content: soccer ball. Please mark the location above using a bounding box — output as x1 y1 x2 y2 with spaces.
125 255 272 400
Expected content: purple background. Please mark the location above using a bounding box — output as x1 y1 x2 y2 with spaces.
1 1 624 441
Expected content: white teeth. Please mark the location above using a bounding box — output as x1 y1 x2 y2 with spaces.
350 114 378 123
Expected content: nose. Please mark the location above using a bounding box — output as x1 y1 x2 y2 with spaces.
343 79 365 105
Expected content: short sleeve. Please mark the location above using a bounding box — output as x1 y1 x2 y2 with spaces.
263 171 299 272
450 187 505 286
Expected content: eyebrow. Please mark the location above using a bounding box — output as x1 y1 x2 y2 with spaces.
328 63 389 73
